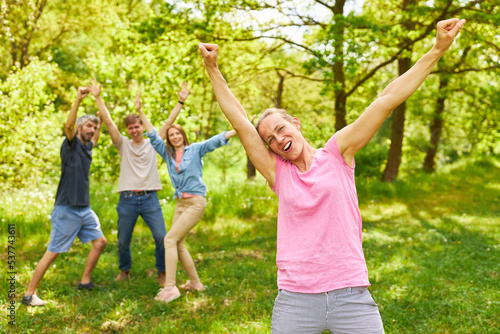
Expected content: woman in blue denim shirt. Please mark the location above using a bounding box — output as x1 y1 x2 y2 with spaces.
136 84 237 303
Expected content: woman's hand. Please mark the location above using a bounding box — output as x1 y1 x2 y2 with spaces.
433 18 466 54
198 43 220 70
135 91 142 112
178 82 190 102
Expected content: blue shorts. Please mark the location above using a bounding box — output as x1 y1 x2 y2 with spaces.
47 205 104 253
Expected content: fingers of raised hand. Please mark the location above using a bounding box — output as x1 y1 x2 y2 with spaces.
438 18 459 30
198 43 219 56
438 18 465 36
198 43 208 57
181 82 190 94
87 78 98 89
202 43 219 51
452 19 466 35
135 94 141 110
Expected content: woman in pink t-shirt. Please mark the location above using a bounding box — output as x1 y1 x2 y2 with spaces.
199 19 465 333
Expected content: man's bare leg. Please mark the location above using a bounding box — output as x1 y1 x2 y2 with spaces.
81 237 107 284
26 251 59 296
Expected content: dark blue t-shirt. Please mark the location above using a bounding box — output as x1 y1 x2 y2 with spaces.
54 136 93 206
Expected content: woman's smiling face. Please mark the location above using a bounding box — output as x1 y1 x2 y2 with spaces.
168 127 185 150
257 113 304 161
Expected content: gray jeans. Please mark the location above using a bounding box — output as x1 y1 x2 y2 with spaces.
271 286 384 334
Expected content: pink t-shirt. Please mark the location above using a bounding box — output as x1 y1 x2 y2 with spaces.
175 150 196 198
273 135 370 293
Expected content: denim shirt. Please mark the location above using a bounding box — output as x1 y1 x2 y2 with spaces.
147 128 229 199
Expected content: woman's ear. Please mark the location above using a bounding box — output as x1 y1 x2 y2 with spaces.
291 117 301 131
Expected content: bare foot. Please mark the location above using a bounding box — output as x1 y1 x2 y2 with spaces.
115 270 130 281
158 271 165 287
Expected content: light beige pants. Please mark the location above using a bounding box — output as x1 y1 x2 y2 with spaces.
164 195 207 287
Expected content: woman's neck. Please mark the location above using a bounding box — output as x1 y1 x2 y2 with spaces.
290 143 317 173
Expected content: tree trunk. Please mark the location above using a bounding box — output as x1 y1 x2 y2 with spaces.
382 56 412 182
276 70 285 109
10 0 48 69
11 41 18 66
205 92 215 140
423 75 449 173
247 157 256 180
381 0 417 182
333 0 347 131
334 91 347 131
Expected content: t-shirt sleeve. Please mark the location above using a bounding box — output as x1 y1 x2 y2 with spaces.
113 134 123 150
64 136 84 152
62 137 72 152
324 134 355 169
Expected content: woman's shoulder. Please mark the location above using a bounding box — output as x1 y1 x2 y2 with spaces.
275 153 291 169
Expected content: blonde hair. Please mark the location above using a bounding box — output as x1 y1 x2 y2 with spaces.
255 108 293 138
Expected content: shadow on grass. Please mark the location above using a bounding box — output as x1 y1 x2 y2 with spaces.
360 158 500 333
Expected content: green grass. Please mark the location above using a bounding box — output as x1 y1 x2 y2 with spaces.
1 157 499 333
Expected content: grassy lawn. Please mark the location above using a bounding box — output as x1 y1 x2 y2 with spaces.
1 157 499 333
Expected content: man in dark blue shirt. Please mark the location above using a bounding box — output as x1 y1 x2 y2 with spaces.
22 87 107 307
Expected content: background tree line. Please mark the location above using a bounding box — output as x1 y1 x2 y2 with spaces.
0 0 498 190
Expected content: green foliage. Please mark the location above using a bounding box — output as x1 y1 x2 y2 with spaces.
0 59 62 188
1 1 499 331
0 0 499 188
354 141 389 179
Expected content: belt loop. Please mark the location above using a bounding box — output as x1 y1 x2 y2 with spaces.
347 287 352 293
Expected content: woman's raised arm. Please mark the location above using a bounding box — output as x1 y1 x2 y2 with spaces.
159 82 190 140
199 43 276 185
336 18 466 165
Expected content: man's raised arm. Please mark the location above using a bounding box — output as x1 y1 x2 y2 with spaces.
66 87 90 143
88 79 120 145
91 112 103 147
135 92 155 134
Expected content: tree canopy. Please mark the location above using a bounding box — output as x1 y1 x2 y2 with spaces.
1 0 499 189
